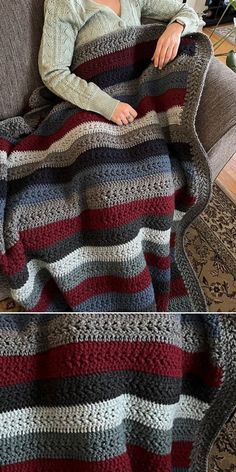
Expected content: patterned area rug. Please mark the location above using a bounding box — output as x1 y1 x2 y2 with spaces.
213 23 236 46
209 410 236 472
185 183 236 312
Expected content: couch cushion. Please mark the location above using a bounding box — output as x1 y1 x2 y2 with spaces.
196 56 236 154
0 0 44 120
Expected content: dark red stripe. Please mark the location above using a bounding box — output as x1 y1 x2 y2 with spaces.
0 341 223 388
0 137 13 153
30 279 170 313
67 265 152 302
170 277 188 299
75 36 195 80
1 441 192 471
138 89 186 115
34 266 152 311
2 187 195 277
31 271 187 314
18 194 175 252
30 278 64 313
11 90 186 152
74 39 157 79
145 252 170 270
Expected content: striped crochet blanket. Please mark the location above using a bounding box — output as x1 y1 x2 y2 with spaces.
0 313 235 472
0 23 213 312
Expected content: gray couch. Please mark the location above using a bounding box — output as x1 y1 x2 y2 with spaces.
1 0 236 180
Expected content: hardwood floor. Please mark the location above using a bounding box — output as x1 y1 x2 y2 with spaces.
203 24 236 203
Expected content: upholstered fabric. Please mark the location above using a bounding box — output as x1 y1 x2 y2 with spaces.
196 56 236 179
0 0 44 120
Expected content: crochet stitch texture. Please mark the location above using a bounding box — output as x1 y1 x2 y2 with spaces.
0 23 213 312
0 313 235 472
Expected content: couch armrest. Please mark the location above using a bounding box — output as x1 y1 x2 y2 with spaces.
196 56 236 179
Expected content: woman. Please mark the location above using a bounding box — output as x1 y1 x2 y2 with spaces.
38 0 200 126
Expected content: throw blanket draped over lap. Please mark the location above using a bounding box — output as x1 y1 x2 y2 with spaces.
0 24 213 312
0 313 235 472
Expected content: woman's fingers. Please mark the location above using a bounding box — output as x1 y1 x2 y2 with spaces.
129 108 138 118
152 42 163 68
162 45 176 68
120 113 129 125
152 29 181 69
111 102 138 126
153 43 179 69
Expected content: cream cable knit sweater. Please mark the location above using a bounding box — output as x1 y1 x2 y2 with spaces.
38 0 200 120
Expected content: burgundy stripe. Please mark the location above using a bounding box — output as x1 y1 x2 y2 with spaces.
11 90 186 152
0 341 223 387
31 278 65 313
74 39 157 79
65 267 152 306
138 89 186 115
170 277 188 299
2 188 194 277
32 268 182 312
31 266 152 312
75 36 195 80
145 253 170 270
20 194 175 250
0 138 13 153
29 270 188 315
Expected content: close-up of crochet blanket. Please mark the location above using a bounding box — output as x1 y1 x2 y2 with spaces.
0 23 213 312
0 313 235 472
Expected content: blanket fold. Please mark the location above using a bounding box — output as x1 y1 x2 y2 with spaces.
0 23 213 312
0 313 235 472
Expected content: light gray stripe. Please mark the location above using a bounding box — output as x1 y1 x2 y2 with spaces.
8 153 176 207
0 417 199 464
168 295 193 313
12 257 148 308
6 165 184 247
8 116 183 179
8 162 185 213
13 237 172 306
7 113 168 168
0 313 207 356
11 227 171 301
0 395 208 438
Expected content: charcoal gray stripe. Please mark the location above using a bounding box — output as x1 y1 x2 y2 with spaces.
0 417 199 464
0 372 215 413
8 153 175 202
8 123 187 181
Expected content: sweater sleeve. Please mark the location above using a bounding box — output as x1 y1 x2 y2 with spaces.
139 0 200 36
38 0 120 121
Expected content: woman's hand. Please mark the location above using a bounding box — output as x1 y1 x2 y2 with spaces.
111 102 138 126
151 22 184 70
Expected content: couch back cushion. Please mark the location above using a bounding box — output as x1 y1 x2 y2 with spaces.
0 0 44 120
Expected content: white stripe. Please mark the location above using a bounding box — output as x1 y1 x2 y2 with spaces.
174 209 186 221
7 108 183 168
0 150 7 166
0 394 208 438
11 226 170 300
